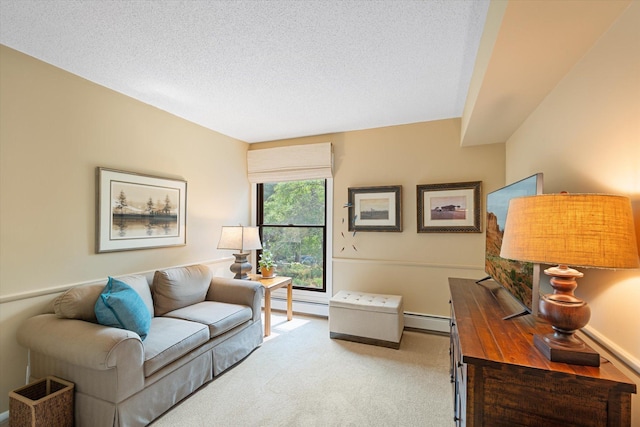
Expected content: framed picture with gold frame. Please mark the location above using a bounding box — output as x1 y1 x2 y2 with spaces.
417 181 481 233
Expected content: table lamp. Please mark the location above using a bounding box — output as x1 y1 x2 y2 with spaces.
217 226 262 280
500 193 639 366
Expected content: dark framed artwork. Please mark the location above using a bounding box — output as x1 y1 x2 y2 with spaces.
417 181 481 233
97 167 187 252
348 185 402 232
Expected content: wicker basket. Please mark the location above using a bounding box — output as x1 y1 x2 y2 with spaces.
9 376 74 427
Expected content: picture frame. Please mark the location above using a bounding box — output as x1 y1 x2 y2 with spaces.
348 185 402 232
97 167 187 252
417 181 481 233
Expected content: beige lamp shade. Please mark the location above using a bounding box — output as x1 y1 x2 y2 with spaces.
217 226 262 253
500 194 639 269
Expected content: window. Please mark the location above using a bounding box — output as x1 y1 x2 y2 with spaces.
257 179 326 291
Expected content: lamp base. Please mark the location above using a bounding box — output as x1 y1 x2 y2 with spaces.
533 265 599 367
230 252 252 280
534 333 600 367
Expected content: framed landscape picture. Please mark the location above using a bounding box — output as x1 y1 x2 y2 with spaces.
417 181 481 233
97 168 187 252
348 185 402 232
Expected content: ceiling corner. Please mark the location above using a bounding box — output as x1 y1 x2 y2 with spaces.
460 0 630 148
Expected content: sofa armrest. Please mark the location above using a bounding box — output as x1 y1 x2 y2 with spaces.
17 314 144 371
206 278 264 322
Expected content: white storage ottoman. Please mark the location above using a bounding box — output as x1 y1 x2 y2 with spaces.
329 290 404 349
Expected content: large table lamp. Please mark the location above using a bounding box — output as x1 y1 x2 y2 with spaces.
217 226 262 280
500 193 639 366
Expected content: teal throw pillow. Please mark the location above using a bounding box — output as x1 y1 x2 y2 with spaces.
95 277 152 340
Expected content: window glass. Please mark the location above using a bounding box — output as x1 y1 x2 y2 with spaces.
259 180 326 291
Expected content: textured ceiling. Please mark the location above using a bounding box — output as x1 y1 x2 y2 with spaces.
0 0 489 143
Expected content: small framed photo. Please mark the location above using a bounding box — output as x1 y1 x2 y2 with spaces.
97 168 187 252
348 185 402 232
417 181 481 233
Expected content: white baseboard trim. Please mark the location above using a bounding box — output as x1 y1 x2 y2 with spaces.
0 410 8 424
268 298 329 317
404 312 450 334
268 300 450 335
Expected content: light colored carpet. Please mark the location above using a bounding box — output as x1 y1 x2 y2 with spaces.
152 313 453 427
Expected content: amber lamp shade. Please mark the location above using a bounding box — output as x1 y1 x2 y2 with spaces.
500 193 639 366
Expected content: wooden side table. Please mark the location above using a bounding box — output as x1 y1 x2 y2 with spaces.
249 274 293 336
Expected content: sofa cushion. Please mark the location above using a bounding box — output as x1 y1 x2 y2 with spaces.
116 274 154 318
53 275 152 322
54 284 104 322
152 265 212 316
143 317 210 377
164 301 253 338
95 277 152 340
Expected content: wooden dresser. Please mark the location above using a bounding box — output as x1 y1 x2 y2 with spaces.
449 277 636 427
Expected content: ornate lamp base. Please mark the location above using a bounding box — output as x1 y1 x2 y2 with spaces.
229 252 252 280
534 333 599 367
535 265 600 367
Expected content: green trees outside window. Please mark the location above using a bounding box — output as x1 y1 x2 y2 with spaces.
258 180 326 290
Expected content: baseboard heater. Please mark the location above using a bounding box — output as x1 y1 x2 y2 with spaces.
267 300 450 335
268 298 329 317
403 312 450 334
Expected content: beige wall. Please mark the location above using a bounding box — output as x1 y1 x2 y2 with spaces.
505 3 640 422
0 46 250 412
253 119 505 317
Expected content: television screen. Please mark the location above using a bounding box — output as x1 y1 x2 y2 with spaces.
483 173 543 318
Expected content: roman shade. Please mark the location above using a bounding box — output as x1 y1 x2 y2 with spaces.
247 142 333 183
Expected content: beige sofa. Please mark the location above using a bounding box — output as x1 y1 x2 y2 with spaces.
16 264 264 426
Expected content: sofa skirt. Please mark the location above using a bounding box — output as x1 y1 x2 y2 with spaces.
212 320 263 376
116 351 213 427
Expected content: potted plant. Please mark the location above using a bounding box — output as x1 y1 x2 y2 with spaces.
258 249 276 278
